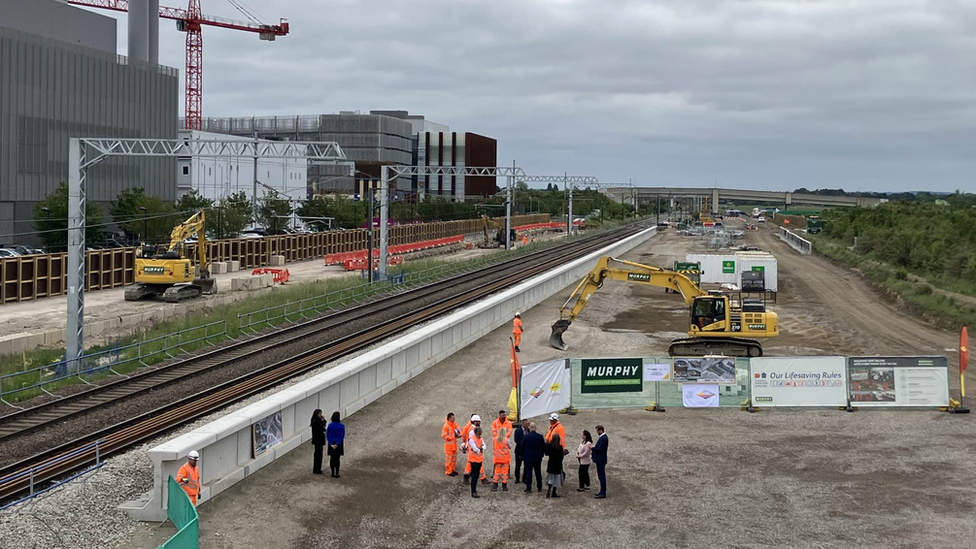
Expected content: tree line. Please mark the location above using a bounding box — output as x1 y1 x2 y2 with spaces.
818 192 976 286
31 184 641 253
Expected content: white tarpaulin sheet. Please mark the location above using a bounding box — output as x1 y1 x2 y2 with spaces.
682 384 720 407
751 356 847 407
520 360 571 419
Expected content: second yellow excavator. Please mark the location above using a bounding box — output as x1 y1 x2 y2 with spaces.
550 256 778 356
124 210 216 303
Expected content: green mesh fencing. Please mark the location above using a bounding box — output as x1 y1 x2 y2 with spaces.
570 357 751 409
158 476 199 549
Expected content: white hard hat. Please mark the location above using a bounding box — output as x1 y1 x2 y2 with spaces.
515 311 521 317
188 450 199 460
471 415 482 422
549 413 559 421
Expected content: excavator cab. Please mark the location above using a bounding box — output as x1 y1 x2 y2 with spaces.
690 296 727 332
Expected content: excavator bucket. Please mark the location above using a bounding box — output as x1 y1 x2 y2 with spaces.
550 319 572 350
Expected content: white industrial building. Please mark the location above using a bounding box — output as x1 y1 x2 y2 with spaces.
175 130 308 202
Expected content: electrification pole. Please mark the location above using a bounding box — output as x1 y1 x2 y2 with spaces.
565 172 572 235
505 160 513 251
379 168 390 280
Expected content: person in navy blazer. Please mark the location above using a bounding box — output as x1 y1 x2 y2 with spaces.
591 425 609 498
520 422 547 492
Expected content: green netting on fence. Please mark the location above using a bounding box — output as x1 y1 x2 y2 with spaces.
570 357 751 409
158 476 199 549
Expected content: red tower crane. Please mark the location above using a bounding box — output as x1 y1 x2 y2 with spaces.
67 0 289 130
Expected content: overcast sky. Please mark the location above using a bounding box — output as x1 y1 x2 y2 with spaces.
88 0 976 193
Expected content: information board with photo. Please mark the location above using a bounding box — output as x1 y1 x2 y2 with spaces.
750 356 847 407
252 411 283 458
672 357 736 384
848 356 949 407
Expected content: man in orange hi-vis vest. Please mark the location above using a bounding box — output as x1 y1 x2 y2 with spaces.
441 412 461 476
491 410 514 491
461 414 488 485
513 312 523 353
545 412 567 451
177 450 201 505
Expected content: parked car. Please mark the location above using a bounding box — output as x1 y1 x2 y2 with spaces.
0 248 19 258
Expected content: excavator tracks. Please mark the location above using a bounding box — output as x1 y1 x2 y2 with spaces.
668 336 763 357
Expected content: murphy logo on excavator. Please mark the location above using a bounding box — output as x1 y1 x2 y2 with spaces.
627 273 651 282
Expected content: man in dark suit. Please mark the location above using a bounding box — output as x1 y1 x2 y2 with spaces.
520 422 546 493
591 425 609 499
513 418 530 484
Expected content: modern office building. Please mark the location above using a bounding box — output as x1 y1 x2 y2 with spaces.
197 113 415 197
176 130 308 203
417 131 498 199
198 111 498 201
0 0 179 240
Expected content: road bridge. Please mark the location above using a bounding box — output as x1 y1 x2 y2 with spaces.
602 186 884 211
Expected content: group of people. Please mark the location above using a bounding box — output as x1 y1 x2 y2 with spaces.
442 410 609 499
310 410 345 477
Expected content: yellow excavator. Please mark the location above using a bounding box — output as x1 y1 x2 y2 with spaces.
124 210 216 303
481 215 517 248
550 256 778 356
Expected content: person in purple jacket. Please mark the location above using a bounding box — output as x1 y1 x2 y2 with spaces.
327 411 345 478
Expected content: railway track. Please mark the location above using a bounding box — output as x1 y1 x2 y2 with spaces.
0 224 646 504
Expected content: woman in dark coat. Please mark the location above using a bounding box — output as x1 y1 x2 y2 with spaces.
326 411 346 478
545 434 564 498
310 409 326 474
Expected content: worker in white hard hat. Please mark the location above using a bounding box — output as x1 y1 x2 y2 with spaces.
460 414 488 484
177 450 201 505
513 312 523 353
545 412 567 452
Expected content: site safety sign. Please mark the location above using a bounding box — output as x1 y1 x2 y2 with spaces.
750 356 848 407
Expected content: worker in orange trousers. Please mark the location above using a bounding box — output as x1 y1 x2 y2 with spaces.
513 312 523 352
491 410 514 491
441 412 461 476
177 450 201 505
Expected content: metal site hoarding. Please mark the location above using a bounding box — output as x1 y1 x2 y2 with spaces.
749 356 848 407
848 356 949 407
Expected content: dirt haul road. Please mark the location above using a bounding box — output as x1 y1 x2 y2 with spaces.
746 221 956 357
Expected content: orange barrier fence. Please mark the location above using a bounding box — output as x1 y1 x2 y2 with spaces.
324 235 465 266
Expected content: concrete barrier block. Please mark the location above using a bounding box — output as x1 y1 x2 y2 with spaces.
231 277 247 291
211 262 227 275
26 334 45 350
228 260 240 272
43 330 62 346
88 321 104 338
269 255 285 267
261 274 274 287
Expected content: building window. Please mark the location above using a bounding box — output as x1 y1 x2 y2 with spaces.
182 166 189 175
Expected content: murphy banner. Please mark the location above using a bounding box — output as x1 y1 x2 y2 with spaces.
848 356 949 407
750 356 847 407
580 358 644 394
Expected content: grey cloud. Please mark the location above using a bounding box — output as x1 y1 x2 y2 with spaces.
94 0 976 191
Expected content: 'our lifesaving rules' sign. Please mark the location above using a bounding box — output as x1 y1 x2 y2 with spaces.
581 358 643 394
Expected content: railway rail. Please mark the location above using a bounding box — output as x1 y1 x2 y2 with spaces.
0 224 647 504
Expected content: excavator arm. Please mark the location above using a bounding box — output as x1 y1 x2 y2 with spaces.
167 211 208 270
549 256 706 350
